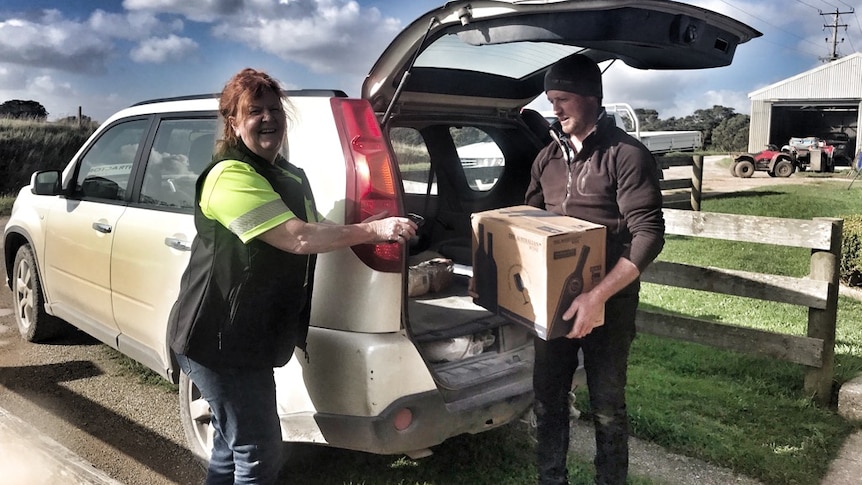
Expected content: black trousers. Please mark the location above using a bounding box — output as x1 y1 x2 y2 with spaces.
533 290 639 485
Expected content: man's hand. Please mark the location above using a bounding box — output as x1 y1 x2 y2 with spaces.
561 257 640 339
562 289 605 339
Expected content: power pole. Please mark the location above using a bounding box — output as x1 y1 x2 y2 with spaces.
820 8 852 62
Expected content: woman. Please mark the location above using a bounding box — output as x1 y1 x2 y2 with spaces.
167 68 416 484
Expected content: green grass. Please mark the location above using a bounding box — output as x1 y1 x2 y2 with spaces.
106 349 178 393
613 181 862 484
0 194 13 216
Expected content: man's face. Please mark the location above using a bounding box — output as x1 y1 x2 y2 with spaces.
546 90 599 141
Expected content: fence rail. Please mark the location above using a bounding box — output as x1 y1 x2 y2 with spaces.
658 154 703 210
637 208 842 404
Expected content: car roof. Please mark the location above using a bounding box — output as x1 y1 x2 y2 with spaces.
108 89 349 125
364 0 761 117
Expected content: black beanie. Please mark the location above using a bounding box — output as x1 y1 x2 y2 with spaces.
544 53 603 99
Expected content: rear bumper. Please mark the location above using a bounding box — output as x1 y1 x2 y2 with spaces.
307 380 533 456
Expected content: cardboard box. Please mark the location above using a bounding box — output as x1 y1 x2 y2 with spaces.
471 205 606 340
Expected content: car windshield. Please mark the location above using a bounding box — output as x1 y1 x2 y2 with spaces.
415 35 582 79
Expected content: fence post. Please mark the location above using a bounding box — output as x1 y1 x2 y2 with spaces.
690 155 703 211
804 217 843 404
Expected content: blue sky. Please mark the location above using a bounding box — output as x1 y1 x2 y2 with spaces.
0 0 860 122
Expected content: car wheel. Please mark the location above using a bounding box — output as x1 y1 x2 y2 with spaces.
773 159 794 178
179 371 214 465
12 244 67 342
734 160 755 178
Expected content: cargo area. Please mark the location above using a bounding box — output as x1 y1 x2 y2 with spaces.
389 114 545 395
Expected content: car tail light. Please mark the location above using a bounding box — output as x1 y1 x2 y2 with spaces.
331 98 405 273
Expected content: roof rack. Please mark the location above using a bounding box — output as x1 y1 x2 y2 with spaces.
130 90 349 108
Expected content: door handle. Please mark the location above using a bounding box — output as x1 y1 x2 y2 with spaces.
92 222 113 233
164 237 192 251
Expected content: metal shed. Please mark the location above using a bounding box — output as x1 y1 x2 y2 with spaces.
748 52 862 164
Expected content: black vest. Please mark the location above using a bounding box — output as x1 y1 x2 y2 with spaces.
168 142 317 368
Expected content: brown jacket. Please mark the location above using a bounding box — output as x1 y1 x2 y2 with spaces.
525 111 665 276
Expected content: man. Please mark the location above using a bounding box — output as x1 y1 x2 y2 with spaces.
525 53 665 485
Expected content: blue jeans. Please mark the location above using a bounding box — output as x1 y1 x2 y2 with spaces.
177 354 284 485
533 291 638 485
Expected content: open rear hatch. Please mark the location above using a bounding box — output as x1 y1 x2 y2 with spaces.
367 0 759 399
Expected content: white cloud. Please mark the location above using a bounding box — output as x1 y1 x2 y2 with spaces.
123 0 246 23
30 75 75 97
0 7 189 73
0 64 26 90
0 10 113 73
87 10 164 40
215 1 401 75
130 34 199 63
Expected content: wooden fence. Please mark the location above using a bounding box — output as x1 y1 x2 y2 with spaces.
658 154 704 211
637 208 842 404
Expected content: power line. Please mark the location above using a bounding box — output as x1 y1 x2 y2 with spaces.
795 0 821 10
798 0 859 59
720 0 832 56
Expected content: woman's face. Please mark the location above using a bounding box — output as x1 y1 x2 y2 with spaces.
230 89 286 162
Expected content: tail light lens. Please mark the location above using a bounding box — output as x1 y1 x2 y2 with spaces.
331 98 404 273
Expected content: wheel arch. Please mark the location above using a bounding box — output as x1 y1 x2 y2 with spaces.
769 154 793 168
3 227 37 291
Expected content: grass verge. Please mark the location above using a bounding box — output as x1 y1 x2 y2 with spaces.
614 181 862 484
0 194 14 217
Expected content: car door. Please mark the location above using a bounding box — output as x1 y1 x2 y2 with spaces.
110 115 216 377
42 117 149 345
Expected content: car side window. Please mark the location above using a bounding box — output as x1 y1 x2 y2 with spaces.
451 126 504 192
74 119 148 201
390 127 434 195
138 118 217 210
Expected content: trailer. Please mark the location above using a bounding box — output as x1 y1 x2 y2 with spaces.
605 103 703 154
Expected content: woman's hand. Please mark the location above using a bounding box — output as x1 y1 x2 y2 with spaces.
363 213 418 244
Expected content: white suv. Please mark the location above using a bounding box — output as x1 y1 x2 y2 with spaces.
3 0 758 463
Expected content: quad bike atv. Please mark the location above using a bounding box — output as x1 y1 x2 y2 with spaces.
782 136 835 173
731 144 796 178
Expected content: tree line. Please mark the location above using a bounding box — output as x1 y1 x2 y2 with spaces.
635 105 749 152
0 97 749 153
0 99 94 125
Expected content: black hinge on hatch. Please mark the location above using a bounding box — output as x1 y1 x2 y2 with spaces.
381 6 474 129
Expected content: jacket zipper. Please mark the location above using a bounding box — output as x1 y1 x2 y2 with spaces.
223 268 251 350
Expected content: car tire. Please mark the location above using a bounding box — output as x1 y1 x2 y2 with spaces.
179 370 214 466
734 160 755 178
729 161 739 177
12 244 68 342
773 159 794 178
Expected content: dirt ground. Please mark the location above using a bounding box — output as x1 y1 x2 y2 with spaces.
668 155 856 198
